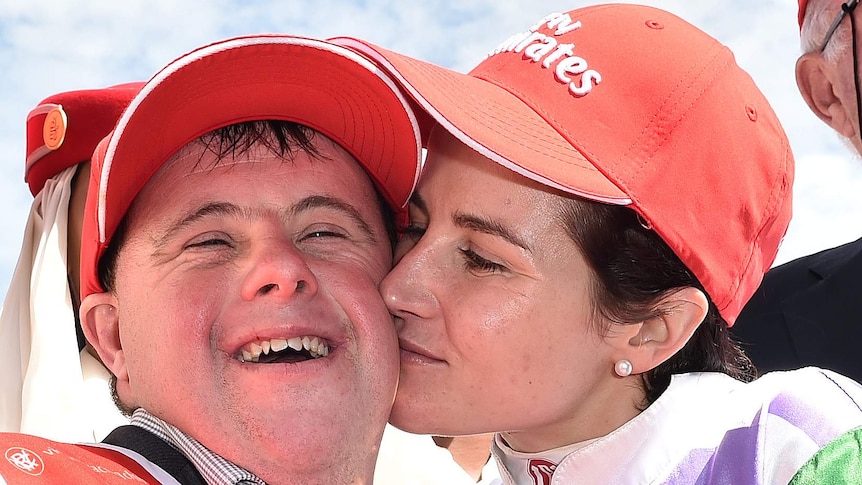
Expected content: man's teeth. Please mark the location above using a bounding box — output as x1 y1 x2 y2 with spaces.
239 336 330 363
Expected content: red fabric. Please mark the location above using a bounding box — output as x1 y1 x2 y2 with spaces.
799 0 809 28
25 83 142 196
80 35 422 299
330 4 794 326
0 433 160 484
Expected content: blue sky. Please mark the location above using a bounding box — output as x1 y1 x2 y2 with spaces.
0 0 860 301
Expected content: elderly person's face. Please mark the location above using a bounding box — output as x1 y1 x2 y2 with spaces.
85 134 398 481
797 0 862 153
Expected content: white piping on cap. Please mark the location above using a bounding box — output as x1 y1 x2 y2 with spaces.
98 36 423 243
333 37 632 206
26 103 60 119
24 103 62 170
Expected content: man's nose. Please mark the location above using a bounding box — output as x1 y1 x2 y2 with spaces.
240 237 319 302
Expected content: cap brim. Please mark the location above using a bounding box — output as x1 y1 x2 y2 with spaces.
331 37 630 205
98 35 422 243
82 35 423 299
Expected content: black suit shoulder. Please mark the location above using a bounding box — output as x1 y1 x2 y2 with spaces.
732 236 862 381
102 425 206 485
744 237 862 312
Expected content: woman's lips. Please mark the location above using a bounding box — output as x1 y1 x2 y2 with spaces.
398 339 446 364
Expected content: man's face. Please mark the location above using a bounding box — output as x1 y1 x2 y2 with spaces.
91 135 398 479
798 1 862 151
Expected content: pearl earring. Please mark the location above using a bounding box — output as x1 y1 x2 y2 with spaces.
614 359 633 377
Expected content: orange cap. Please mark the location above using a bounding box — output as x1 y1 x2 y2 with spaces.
332 4 793 325
80 35 422 299
24 83 143 196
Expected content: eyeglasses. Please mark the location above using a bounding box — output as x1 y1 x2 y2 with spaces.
819 0 862 145
820 0 860 52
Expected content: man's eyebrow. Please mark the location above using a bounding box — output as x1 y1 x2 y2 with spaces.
291 195 377 243
453 211 531 252
158 202 241 244
154 196 377 249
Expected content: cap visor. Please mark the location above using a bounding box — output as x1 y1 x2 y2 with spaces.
332 37 630 205
100 36 422 242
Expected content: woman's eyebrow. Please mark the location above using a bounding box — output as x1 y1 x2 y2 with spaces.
452 211 531 252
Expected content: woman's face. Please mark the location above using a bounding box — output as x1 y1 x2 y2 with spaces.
382 130 643 452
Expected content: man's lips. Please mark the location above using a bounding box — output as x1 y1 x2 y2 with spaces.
227 322 344 365
238 335 331 363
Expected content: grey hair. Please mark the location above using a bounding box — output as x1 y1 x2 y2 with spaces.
801 0 852 62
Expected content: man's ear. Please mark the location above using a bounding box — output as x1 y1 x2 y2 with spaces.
796 52 857 139
80 292 128 384
608 287 709 376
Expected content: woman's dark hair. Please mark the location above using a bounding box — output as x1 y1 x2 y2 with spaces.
557 198 755 407
98 120 396 292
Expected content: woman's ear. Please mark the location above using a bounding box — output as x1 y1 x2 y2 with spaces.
609 287 709 376
79 292 128 384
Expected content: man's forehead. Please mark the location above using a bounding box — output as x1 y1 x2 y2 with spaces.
132 140 379 218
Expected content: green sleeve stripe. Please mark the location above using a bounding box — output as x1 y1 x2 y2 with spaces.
790 427 862 484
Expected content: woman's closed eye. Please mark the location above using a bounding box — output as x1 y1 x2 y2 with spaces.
460 247 508 274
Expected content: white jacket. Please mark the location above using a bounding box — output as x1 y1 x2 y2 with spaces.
491 368 862 485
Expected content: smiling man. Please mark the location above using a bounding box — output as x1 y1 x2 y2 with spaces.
0 34 421 485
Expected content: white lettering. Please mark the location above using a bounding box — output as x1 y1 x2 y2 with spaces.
542 43 574 68
5 447 43 476
547 14 582 35
529 12 563 32
555 56 588 83
570 70 602 97
485 11 602 98
523 36 558 62
514 32 548 53
491 31 534 56
9 451 39 472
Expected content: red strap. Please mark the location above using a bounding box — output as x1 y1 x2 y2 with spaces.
0 433 161 484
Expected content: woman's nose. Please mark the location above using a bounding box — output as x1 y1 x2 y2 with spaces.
381 240 438 321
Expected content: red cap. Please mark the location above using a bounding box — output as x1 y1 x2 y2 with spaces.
332 4 793 326
80 34 422 299
799 0 809 28
24 83 143 196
